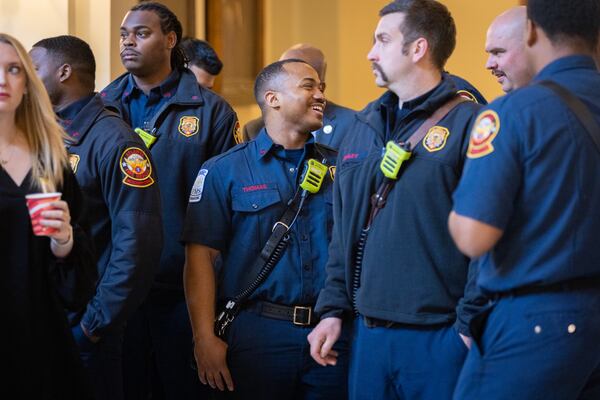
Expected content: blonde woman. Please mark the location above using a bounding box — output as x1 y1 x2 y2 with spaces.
0 34 96 398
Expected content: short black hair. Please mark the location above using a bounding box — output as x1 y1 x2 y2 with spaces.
380 0 456 70
131 1 187 70
32 35 96 89
528 0 600 51
253 59 309 110
181 37 223 75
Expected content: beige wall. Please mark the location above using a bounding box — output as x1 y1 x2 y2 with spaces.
1 0 518 118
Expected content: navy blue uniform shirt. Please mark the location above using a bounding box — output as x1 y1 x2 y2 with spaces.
453 55 600 293
315 76 483 333
182 129 337 305
59 94 163 336
101 68 239 290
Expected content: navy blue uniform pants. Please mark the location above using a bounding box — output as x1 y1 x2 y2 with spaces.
221 310 350 400
72 324 124 400
349 317 468 400
454 288 600 400
122 289 211 400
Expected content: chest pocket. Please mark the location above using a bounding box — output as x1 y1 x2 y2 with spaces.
232 184 281 213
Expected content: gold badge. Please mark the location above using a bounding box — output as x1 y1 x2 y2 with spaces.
233 120 242 144
422 126 450 152
329 166 336 181
68 154 80 173
457 90 478 103
467 110 500 159
120 147 154 188
179 116 199 137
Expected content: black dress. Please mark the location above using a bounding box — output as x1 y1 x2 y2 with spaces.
0 166 97 399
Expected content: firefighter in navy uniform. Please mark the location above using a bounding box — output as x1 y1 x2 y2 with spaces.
99 3 239 399
449 0 600 398
182 59 349 399
307 1 483 399
30 36 162 400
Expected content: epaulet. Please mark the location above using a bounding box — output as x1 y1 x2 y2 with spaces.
205 141 251 167
314 142 338 160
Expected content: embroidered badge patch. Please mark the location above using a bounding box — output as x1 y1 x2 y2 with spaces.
233 121 242 144
329 166 336 181
457 90 478 103
120 147 154 188
189 169 208 203
68 154 80 173
179 116 199 137
467 111 500 159
422 126 450 152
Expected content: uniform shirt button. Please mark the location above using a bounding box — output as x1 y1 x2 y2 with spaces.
289 167 295 173
568 324 576 334
303 264 310 271
302 234 309 241
534 325 542 334
252 203 258 209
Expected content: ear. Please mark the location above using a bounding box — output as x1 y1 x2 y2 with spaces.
166 31 177 49
58 63 72 83
412 37 429 63
264 89 280 110
525 18 537 48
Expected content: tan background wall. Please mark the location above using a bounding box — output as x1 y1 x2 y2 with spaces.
1 0 518 125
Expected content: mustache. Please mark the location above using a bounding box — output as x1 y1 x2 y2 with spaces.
120 48 140 56
371 63 389 82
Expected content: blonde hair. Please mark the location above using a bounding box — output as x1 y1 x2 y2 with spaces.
0 33 67 192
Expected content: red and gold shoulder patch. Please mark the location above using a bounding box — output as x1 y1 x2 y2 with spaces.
120 147 154 188
68 154 80 174
467 110 500 159
457 90 478 103
422 126 450 152
179 116 199 137
233 120 242 144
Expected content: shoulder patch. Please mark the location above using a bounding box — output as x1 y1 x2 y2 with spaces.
120 147 154 188
422 126 450 152
69 154 80 174
189 169 208 203
233 120 242 144
179 116 199 137
467 110 500 159
457 90 478 103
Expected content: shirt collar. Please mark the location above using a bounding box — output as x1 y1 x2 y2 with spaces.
122 68 181 101
56 95 95 127
534 55 597 81
255 127 315 160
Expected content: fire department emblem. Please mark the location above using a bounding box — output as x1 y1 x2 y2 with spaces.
422 126 450 152
467 110 500 159
329 166 336 181
120 147 154 188
179 116 199 137
68 154 80 173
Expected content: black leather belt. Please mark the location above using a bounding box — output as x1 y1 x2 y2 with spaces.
491 276 600 300
246 300 318 326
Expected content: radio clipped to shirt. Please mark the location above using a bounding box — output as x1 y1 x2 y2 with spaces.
380 141 412 180
213 158 328 339
135 127 157 149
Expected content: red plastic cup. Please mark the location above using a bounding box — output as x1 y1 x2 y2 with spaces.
25 192 62 236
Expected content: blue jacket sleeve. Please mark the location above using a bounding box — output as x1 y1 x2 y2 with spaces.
80 141 163 337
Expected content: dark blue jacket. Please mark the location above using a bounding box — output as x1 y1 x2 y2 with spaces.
61 95 163 336
453 55 600 293
101 69 239 289
315 76 483 334
182 130 337 305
